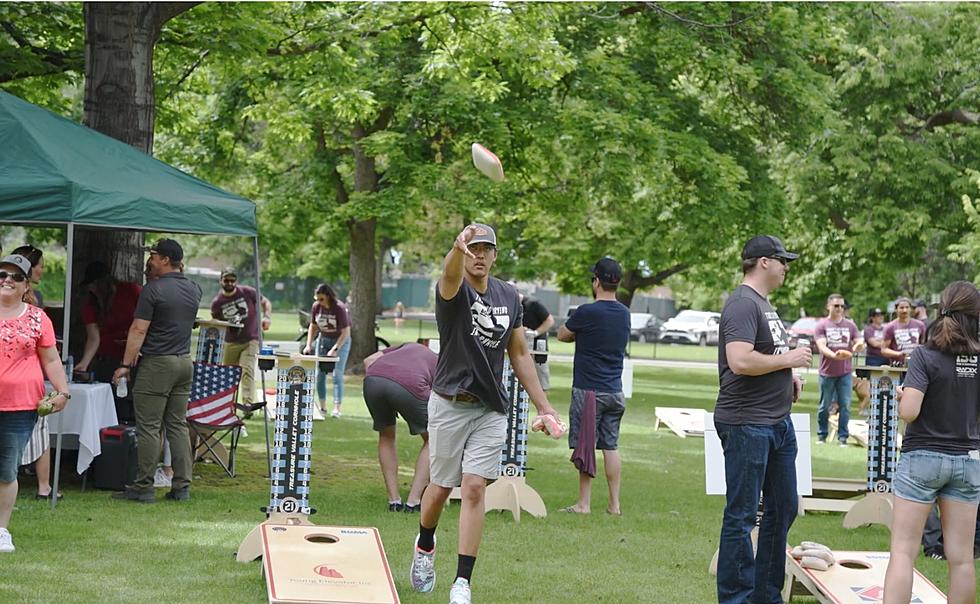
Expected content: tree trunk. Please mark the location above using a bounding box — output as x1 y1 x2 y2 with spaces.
69 2 197 356
346 129 381 372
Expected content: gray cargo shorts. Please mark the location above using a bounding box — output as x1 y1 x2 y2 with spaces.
427 391 506 488
567 387 626 451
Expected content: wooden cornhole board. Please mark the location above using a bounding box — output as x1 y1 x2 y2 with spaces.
654 407 704 438
784 550 945 603
262 524 399 604
801 478 866 514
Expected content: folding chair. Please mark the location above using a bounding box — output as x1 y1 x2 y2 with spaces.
187 362 244 477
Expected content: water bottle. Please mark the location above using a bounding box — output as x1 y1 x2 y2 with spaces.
116 376 128 398
65 355 74 383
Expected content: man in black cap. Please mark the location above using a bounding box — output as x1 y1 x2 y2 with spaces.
210 267 271 416
112 239 202 503
714 235 812 604
408 223 560 604
556 257 631 516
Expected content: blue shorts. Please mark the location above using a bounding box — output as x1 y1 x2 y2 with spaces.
0 410 38 483
893 449 980 505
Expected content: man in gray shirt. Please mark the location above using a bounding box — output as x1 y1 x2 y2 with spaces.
409 223 560 604
112 239 202 503
715 235 811 604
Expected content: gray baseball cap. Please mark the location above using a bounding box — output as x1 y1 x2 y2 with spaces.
470 223 497 247
0 254 32 278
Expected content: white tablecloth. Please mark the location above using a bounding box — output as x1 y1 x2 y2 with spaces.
47 383 119 474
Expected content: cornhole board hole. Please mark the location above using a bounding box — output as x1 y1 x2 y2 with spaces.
654 407 704 438
783 550 946 603
262 524 399 604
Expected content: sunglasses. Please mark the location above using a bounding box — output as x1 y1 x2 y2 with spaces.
767 256 788 266
222 278 237 284
0 270 27 283
831 304 845 308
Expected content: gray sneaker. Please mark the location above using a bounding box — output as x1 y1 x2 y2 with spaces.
409 534 436 592
450 577 471 604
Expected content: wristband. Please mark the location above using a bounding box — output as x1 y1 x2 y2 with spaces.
57 391 71 400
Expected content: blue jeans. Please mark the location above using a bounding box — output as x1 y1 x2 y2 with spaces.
316 336 351 404
0 410 38 483
817 373 852 441
716 417 798 604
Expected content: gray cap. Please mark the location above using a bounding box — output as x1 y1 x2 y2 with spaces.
470 223 497 247
0 254 32 278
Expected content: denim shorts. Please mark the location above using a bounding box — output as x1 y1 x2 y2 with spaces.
0 410 38 483
893 449 980 505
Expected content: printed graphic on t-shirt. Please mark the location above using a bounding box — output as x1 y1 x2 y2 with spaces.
955 355 978 379
470 299 511 349
316 312 336 331
218 298 248 325
824 326 852 348
765 311 789 354
893 327 922 352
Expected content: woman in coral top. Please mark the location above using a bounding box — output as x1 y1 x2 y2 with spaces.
0 254 70 554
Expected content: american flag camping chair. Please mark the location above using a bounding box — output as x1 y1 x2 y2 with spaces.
187 362 244 477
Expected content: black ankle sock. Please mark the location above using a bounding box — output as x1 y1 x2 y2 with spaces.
417 524 436 552
456 554 476 582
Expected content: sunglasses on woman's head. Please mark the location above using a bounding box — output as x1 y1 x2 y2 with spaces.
0 270 27 283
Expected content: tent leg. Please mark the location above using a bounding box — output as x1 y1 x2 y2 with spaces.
51 223 75 511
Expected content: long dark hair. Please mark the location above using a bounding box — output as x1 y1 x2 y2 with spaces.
13 244 42 305
924 281 980 355
315 283 339 308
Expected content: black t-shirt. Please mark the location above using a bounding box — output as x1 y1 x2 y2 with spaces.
715 284 793 425
521 297 550 331
135 272 203 356
901 347 980 455
431 277 523 413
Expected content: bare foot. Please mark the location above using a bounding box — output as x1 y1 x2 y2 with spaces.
606 507 622 516
558 505 590 514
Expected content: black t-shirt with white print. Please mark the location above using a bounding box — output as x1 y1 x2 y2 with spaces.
901 347 980 455
431 277 523 414
715 284 794 425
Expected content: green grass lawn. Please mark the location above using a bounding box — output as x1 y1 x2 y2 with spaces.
4 362 961 603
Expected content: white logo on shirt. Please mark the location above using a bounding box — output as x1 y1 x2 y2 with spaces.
470 299 511 349
955 355 978 379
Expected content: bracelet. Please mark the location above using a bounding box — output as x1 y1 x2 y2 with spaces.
57 391 71 400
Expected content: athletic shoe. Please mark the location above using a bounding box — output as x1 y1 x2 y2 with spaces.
153 467 172 488
388 502 404 512
311 406 326 421
0 528 14 553
403 503 421 513
165 487 190 501
409 534 436 593
816 437 826 445
924 546 945 560
450 577 471 604
838 440 849 448
331 408 342 418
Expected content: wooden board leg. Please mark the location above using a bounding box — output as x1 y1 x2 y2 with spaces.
843 492 894 530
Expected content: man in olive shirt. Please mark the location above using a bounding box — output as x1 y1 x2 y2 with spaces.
112 239 202 503
715 235 812 604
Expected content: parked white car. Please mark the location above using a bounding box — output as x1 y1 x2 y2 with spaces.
659 310 720 346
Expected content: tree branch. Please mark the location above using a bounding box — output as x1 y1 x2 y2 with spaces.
921 107 980 131
641 3 760 29
0 21 84 82
623 263 689 291
161 49 210 100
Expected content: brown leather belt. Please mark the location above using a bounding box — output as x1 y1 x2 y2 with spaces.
439 390 480 403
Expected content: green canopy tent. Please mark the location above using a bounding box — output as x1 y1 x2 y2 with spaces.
0 90 268 507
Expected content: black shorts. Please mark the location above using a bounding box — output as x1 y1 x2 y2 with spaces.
362 376 429 435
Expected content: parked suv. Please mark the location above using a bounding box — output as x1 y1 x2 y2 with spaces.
629 313 664 343
659 310 720 346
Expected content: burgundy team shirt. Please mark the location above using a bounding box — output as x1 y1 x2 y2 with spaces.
814 317 859 377
883 318 927 356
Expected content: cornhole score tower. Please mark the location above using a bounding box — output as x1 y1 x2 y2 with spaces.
842 364 906 530
237 353 399 604
194 319 237 364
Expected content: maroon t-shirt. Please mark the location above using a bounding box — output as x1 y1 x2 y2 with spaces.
365 343 438 401
883 318 927 356
863 323 886 358
211 285 260 344
80 281 142 361
814 317 859 377
311 300 350 337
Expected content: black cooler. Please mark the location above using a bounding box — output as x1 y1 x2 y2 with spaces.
92 425 138 490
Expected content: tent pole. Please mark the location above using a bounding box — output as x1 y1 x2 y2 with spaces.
51 222 75 510
253 236 272 479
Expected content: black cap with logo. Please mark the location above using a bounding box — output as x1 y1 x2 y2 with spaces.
145 238 184 263
591 257 622 285
741 235 799 262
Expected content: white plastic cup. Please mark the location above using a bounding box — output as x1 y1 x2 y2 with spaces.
116 376 128 398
